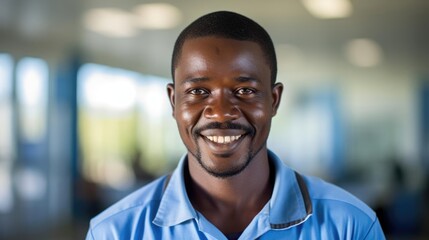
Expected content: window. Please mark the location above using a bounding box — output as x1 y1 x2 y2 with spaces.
16 57 49 143
0 53 14 213
78 63 183 190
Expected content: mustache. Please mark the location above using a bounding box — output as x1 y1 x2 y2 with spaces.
194 121 254 136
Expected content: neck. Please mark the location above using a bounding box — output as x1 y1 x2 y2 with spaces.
185 149 274 233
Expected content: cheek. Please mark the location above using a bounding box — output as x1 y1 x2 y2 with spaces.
244 102 273 135
251 107 267 120
179 108 194 124
176 103 202 131
247 102 272 121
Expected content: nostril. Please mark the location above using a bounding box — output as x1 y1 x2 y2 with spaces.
203 104 240 121
203 91 240 121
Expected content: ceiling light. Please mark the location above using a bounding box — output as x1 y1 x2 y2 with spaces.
83 8 137 38
344 38 383 67
302 0 352 19
133 3 182 29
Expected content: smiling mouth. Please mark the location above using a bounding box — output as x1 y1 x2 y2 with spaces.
205 135 243 144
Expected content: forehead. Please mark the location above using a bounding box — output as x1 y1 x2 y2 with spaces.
175 36 270 82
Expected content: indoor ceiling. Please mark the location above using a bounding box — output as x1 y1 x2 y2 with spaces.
0 0 427 78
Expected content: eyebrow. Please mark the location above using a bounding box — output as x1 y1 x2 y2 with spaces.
180 77 210 86
235 76 261 84
180 76 261 86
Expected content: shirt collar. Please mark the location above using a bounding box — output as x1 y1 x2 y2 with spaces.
153 154 197 227
268 150 312 229
153 150 312 229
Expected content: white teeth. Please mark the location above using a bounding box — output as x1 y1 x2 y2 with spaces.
206 135 242 144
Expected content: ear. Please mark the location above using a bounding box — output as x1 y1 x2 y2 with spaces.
167 83 176 118
271 82 283 116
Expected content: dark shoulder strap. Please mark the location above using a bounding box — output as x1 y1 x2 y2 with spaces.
270 171 314 229
294 171 313 215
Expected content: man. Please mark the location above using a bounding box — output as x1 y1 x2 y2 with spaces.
86 11 385 239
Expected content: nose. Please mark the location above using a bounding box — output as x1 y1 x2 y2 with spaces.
203 92 240 122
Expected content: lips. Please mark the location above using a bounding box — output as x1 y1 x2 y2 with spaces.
194 122 253 154
198 128 247 154
205 135 243 144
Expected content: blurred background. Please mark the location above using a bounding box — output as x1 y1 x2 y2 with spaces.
0 0 428 239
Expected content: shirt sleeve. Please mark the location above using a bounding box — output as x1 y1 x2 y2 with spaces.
363 218 386 240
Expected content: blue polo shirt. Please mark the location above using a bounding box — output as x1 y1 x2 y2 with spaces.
86 151 385 239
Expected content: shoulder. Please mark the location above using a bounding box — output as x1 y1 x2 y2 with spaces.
301 175 386 237
303 175 375 218
296 175 386 239
302 175 375 220
88 176 168 235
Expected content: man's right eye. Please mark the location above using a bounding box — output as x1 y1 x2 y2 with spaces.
189 89 208 95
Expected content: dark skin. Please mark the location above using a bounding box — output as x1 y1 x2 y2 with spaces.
167 36 283 234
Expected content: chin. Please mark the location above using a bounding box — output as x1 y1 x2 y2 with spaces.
198 153 253 179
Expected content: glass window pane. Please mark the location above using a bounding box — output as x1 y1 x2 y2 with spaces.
0 53 14 213
77 64 184 191
0 53 13 100
16 57 49 142
78 63 139 189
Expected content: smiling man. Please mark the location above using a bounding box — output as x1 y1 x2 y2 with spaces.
86 11 385 240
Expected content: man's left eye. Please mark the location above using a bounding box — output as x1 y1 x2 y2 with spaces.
236 88 255 95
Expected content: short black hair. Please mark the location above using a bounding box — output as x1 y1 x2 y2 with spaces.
171 11 277 84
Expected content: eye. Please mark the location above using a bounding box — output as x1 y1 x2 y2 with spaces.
236 88 255 96
189 88 208 95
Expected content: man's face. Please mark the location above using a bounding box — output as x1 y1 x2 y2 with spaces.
168 36 282 178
